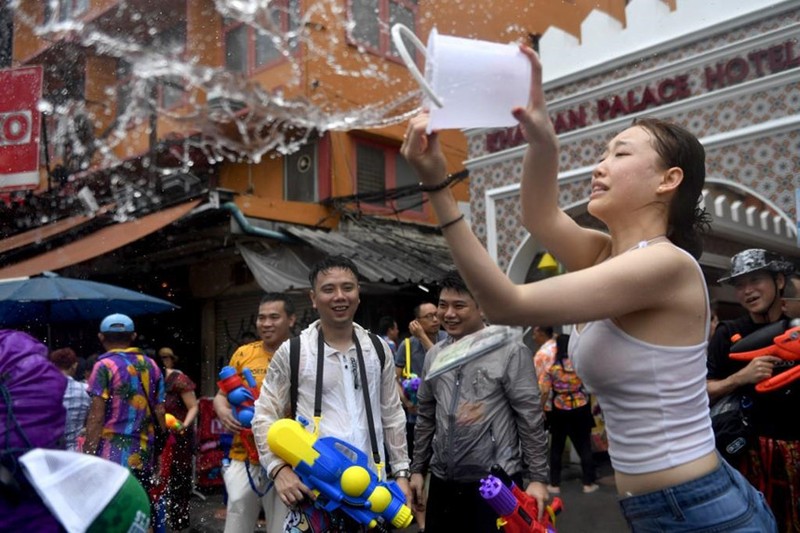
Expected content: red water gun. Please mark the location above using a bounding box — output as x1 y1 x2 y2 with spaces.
729 318 800 393
479 464 563 533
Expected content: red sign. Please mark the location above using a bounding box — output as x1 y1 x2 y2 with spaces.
0 66 43 192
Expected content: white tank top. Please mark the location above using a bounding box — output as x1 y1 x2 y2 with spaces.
568 246 715 474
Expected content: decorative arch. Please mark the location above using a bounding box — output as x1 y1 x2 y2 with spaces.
505 182 798 283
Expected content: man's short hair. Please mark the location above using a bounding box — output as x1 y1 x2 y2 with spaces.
308 255 360 288
260 292 296 316
101 332 136 345
377 316 396 336
437 269 474 300
413 302 436 318
535 326 554 338
49 348 78 370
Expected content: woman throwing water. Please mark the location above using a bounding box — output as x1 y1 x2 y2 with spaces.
400 46 776 531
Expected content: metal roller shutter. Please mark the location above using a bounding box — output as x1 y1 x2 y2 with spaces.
214 292 317 367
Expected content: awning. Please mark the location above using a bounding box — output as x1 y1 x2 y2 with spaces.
0 199 202 278
1 204 115 253
237 242 314 292
281 221 454 286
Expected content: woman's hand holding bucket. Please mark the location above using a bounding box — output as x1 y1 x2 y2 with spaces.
512 45 558 150
401 112 448 191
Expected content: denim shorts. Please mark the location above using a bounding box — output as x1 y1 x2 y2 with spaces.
619 457 777 532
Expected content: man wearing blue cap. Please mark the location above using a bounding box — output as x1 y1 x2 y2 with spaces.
85 313 167 509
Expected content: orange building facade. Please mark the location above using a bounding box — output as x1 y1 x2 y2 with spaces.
8 0 638 231
4 0 638 393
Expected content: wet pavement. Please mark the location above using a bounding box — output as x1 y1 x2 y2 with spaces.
187 457 627 532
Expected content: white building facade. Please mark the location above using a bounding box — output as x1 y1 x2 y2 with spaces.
465 0 799 305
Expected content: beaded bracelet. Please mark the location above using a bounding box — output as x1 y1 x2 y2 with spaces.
438 214 465 231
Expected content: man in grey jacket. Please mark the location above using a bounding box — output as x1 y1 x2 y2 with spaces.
409 270 549 531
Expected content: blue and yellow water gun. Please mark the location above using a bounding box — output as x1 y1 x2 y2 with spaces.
267 418 413 530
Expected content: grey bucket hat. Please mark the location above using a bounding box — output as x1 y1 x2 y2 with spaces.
718 248 794 284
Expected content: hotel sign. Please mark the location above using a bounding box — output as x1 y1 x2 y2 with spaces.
486 37 800 153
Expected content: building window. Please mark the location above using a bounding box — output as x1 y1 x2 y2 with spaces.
159 76 185 109
285 142 318 202
117 59 133 117
356 144 385 198
154 25 187 109
224 0 300 74
44 0 89 23
355 139 421 212
394 153 421 211
349 0 417 58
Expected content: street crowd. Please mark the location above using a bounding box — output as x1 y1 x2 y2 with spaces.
3 45 800 533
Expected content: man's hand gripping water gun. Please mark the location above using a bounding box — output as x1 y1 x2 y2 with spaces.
729 318 800 393
267 418 413 531
217 366 260 461
479 464 563 533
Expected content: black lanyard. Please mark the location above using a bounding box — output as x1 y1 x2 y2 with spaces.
315 329 382 467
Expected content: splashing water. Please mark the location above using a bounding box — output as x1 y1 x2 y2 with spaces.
10 0 424 174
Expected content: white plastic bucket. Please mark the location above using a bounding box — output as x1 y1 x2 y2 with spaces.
391 24 531 132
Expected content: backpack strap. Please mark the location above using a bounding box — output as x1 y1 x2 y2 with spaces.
288 332 386 421
289 336 301 421
368 333 387 370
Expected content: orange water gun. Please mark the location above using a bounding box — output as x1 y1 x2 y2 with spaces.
165 413 184 432
729 318 800 393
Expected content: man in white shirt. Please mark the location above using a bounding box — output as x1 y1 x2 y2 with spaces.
251 255 411 531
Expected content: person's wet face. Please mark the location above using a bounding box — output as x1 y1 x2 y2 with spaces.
589 126 669 220
416 302 440 337
256 300 296 350
733 271 783 317
310 267 360 328
438 288 483 340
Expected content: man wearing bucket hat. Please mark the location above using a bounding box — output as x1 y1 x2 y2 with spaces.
707 248 800 531
85 313 167 514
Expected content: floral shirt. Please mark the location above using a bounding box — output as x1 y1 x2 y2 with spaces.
542 357 589 411
534 338 557 411
87 348 165 471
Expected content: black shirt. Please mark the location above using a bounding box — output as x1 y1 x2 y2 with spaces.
707 314 800 440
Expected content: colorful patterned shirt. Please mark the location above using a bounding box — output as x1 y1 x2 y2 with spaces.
62 375 90 451
534 338 557 411
542 357 589 411
87 348 165 471
225 341 273 461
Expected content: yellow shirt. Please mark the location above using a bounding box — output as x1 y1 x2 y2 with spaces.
226 341 274 461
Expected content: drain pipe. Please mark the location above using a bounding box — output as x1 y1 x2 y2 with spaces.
221 202 295 243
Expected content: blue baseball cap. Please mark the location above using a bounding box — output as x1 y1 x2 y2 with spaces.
100 313 135 333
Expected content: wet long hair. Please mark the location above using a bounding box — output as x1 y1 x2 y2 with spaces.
633 117 710 259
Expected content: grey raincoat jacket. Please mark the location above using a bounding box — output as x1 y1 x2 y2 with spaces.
410 332 549 483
